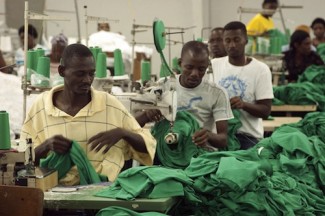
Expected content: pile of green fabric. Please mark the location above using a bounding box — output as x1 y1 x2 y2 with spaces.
151 111 207 169
298 65 325 84
95 112 325 215
96 206 167 216
272 82 325 111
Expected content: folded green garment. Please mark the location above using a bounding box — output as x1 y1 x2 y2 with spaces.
40 140 107 185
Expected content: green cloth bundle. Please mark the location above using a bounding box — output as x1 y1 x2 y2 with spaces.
95 166 196 201
40 141 107 185
151 111 207 169
272 82 325 111
96 206 167 216
298 65 325 84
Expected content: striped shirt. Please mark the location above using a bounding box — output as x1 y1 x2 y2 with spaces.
20 85 156 184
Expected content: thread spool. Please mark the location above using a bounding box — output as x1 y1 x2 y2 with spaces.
114 49 125 76
96 52 107 78
0 111 11 150
36 56 50 78
141 60 151 82
27 50 37 81
36 48 45 59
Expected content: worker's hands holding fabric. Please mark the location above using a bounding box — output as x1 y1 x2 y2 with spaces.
46 135 72 154
230 96 245 109
144 109 164 122
192 128 209 147
88 128 124 154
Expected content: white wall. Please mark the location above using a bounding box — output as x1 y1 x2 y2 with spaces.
43 0 205 76
2 0 325 77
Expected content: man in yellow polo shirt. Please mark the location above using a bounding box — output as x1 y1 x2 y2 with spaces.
20 43 156 185
246 0 278 36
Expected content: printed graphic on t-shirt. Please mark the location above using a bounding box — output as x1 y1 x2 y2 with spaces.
219 75 248 100
177 96 202 113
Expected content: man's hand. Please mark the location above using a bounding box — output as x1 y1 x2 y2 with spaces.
46 135 72 154
135 109 164 127
88 128 125 154
192 128 209 147
230 96 245 109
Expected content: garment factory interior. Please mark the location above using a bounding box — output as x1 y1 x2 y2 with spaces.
1 0 325 216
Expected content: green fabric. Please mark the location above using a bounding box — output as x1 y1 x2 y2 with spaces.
40 141 107 185
93 112 325 216
272 82 325 111
95 166 196 201
96 206 167 216
221 109 241 151
298 65 325 84
151 111 207 169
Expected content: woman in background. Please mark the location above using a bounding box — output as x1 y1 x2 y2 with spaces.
282 30 324 82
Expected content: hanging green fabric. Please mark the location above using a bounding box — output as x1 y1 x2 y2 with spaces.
221 109 242 151
151 111 207 169
40 140 107 185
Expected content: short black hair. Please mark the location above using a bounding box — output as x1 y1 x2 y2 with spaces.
311 17 325 28
289 30 310 49
224 21 247 35
262 0 278 5
18 24 38 38
181 40 209 58
61 43 94 68
211 27 224 32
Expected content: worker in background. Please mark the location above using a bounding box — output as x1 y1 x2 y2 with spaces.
48 33 68 86
20 43 156 185
208 27 227 59
311 17 325 47
15 24 49 68
282 30 324 83
246 0 279 36
206 27 227 81
211 21 274 149
137 41 233 150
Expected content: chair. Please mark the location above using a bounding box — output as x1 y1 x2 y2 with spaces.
0 185 44 216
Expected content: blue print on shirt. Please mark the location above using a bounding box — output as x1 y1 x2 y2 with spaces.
177 96 202 113
219 75 247 100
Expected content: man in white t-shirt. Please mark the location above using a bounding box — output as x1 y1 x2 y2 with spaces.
211 21 274 149
137 41 233 149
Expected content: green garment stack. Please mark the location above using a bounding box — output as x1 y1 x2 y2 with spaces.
298 65 325 84
95 112 325 216
317 43 325 62
95 166 196 201
151 111 207 169
272 82 325 111
96 206 167 216
40 141 107 185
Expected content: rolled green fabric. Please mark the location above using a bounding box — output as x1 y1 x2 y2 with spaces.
0 111 11 150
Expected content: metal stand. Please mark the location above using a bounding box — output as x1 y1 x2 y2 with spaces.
238 2 303 39
22 1 69 121
83 5 119 46
130 21 194 75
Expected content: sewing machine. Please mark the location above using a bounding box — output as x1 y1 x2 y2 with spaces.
0 139 58 191
130 76 178 144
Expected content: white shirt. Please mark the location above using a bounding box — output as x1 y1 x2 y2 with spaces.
211 56 274 138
